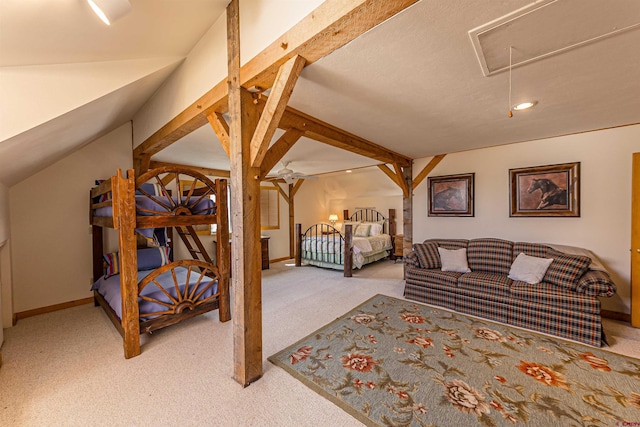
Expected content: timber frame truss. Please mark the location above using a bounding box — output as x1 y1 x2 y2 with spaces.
132 0 426 386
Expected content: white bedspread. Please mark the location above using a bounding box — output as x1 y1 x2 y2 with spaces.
302 234 392 268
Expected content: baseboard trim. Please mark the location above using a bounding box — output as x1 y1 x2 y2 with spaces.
601 309 631 323
270 257 291 263
14 297 94 323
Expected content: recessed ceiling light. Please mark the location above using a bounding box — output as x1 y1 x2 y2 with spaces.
512 101 537 111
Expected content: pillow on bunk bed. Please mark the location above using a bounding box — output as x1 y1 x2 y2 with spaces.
94 179 108 202
103 247 171 278
136 183 164 196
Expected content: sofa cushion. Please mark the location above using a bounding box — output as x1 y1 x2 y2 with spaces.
405 268 462 288
426 238 468 250
467 238 514 275
404 251 421 270
513 242 554 260
511 281 600 314
457 272 512 299
544 251 592 290
413 242 440 269
438 247 471 272
508 253 554 284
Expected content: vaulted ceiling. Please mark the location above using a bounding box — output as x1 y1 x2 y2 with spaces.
1 0 639 187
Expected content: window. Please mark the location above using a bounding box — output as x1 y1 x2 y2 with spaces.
260 187 279 230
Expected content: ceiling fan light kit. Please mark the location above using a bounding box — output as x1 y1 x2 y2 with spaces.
87 0 131 25
268 161 318 184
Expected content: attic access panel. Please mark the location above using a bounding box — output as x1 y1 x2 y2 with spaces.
469 0 640 76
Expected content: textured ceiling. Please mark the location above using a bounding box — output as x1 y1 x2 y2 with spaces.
2 0 640 185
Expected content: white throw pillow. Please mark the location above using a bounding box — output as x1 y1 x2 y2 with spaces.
354 224 371 237
438 247 471 273
508 252 554 284
368 223 384 236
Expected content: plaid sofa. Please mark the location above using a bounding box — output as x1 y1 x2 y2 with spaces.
404 238 617 347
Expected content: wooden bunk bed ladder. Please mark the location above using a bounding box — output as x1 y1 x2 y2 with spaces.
175 225 214 265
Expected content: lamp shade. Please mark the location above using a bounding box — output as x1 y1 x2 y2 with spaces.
328 214 338 222
88 0 132 25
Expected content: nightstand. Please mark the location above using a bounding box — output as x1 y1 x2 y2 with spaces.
393 234 404 261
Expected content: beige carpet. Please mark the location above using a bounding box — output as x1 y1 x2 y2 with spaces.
0 260 638 426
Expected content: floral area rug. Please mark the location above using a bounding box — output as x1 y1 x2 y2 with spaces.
268 294 640 426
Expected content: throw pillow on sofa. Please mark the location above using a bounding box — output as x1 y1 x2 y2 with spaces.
438 247 471 273
508 252 554 285
413 242 441 269
544 251 592 290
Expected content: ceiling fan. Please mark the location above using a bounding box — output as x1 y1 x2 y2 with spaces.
267 161 318 184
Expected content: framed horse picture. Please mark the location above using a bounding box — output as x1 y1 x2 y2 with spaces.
509 162 580 217
428 173 474 217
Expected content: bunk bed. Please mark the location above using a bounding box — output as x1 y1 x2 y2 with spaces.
295 208 395 277
90 167 230 359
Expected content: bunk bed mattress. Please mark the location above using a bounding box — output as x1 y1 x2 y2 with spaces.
94 196 215 217
91 267 218 320
302 234 392 269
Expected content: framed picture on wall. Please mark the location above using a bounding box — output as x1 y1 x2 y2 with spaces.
428 173 474 217
509 162 580 217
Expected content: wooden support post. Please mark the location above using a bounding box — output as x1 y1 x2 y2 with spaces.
117 169 141 358
228 0 263 387
388 208 396 237
289 184 295 259
402 164 413 278
216 179 231 323
295 223 302 266
343 224 353 277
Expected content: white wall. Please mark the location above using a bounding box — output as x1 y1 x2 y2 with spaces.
9 123 132 312
132 0 323 147
0 183 9 339
413 124 640 314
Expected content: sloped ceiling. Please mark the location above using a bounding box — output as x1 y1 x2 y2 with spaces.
1 0 639 186
0 0 229 186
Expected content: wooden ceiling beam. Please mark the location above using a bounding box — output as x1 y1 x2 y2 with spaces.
377 164 402 187
270 182 290 204
250 55 306 169
290 178 305 199
149 161 230 178
134 0 419 160
413 154 446 189
393 162 410 198
207 112 231 158
259 128 305 178
277 104 412 167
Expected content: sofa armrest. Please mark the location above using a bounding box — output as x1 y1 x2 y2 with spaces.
405 251 421 270
576 270 616 297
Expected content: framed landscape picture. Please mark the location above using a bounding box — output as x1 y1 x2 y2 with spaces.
428 173 474 217
509 162 580 217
